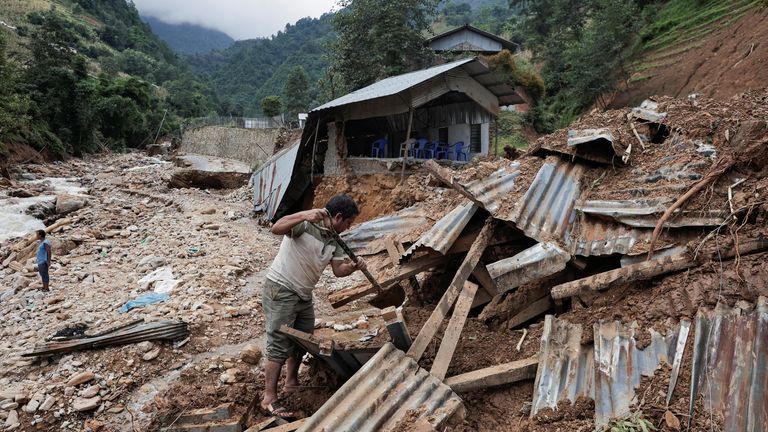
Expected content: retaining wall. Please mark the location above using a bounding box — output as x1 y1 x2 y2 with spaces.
181 126 281 167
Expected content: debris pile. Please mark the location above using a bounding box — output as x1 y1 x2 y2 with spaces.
298 89 768 431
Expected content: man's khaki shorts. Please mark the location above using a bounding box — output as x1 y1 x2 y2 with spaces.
261 279 315 363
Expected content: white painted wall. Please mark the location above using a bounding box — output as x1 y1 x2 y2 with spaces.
426 121 489 157
481 122 490 155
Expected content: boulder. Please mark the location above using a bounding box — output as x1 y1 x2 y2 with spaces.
55 194 88 215
241 344 262 365
67 371 95 387
72 396 101 412
169 155 251 189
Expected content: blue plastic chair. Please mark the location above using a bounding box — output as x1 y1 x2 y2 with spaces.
434 141 450 159
412 138 429 158
371 137 388 157
422 141 440 159
452 141 468 161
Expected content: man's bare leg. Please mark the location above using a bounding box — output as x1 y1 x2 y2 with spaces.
284 356 301 392
261 360 283 409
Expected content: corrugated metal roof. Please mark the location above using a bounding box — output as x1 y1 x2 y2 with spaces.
486 243 570 294
312 59 475 112
631 99 667 123
509 158 584 243
689 297 768 432
567 216 651 257
402 201 478 259
251 142 300 220
462 162 522 214
532 316 690 426
577 199 727 228
342 205 434 255
299 343 465 432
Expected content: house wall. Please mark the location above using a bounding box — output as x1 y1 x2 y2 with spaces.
427 121 490 157
430 29 502 52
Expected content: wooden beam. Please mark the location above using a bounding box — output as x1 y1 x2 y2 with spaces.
444 356 539 393
423 160 485 210
407 218 495 362
506 295 554 329
383 308 413 351
472 263 498 296
430 281 478 381
260 418 307 432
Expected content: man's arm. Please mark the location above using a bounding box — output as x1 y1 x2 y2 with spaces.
271 208 329 236
45 244 51 267
330 258 366 277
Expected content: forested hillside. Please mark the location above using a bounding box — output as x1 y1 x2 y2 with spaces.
186 15 334 117
0 0 220 157
142 15 234 55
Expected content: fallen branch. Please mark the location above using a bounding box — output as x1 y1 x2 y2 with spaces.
648 156 734 258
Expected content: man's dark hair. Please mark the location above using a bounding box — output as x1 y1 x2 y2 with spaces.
325 194 359 219
37 230 46 238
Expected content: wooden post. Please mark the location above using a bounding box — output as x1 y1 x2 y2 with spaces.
407 218 496 362
382 307 413 351
444 356 538 392
400 107 414 185
430 281 478 381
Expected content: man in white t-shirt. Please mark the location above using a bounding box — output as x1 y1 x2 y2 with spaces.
260 194 365 418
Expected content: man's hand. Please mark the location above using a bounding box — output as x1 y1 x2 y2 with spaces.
303 208 331 228
354 259 367 272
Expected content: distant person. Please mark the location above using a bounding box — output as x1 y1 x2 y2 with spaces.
36 230 51 291
260 194 365 419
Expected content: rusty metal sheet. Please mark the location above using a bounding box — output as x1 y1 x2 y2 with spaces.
299 343 465 432
532 316 689 427
342 205 433 255
462 162 522 215
402 201 478 259
577 199 727 228
251 142 300 220
568 215 652 257
486 243 570 294
509 158 584 243
689 297 768 432
564 128 628 165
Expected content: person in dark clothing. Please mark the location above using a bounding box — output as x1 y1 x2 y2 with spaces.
36 230 52 291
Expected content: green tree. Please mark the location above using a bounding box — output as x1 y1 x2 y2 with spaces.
261 96 282 117
284 66 310 123
330 0 439 91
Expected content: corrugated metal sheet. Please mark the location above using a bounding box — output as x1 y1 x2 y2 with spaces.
402 201 478 259
251 142 300 220
689 297 768 432
532 316 689 426
462 162 522 214
299 343 465 432
342 205 433 255
577 199 727 228
509 158 584 242
486 243 570 294
312 59 475 112
568 216 651 257
631 99 667 123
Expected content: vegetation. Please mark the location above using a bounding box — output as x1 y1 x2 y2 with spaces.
261 96 282 118
329 0 439 92
142 15 234 55
604 411 657 432
284 66 310 124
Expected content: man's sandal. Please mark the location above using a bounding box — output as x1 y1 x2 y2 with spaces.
262 402 295 420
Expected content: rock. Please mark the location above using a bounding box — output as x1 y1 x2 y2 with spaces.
241 344 262 365
63 387 75 397
80 385 100 398
4 410 18 428
22 399 39 413
203 224 220 231
138 256 166 270
84 419 105 431
218 368 241 384
72 396 101 412
200 208 216 215
56 194 88 215
136 341 154 353
13 393 28 404
106 404 124 414
39 396 56 411
142 347 161 361
1 401 18 410
25 200 56 219
169 155 251 189
67 371 95 387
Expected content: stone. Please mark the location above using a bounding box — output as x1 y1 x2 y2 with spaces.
39 395 56 411
81 385 100 398
241 344 262 365
63 387 75 396
67 371 95 387
138 256 166 270
201 208 216 215
72 396 101 412
4 410 18 428
13 393 28 404
218 368 241 384
143 347 161 361
0 401 18 410
56 194 88 215
22 399 39 413
136 341 154 353
106 404 124 414
84 419 105 431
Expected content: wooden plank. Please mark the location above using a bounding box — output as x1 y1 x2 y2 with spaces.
506 295 554 329
264 418 307 432
384 309 413 351
472 263 498 296
407 219 496 362
445 356 539 393
430 281 478 381
329 254 451 308
384 238 422 299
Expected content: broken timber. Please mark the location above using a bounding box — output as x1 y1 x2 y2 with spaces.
408 218 496 362
424 160 486 210
278 325 378 378
506 295 554 329
382 307 412 351
551 237 768 299
444 356 539 392
430 281 478 380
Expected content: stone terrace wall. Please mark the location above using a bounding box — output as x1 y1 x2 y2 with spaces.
181 126 281 167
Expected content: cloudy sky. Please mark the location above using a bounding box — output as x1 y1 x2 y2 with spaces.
132 0 338 40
